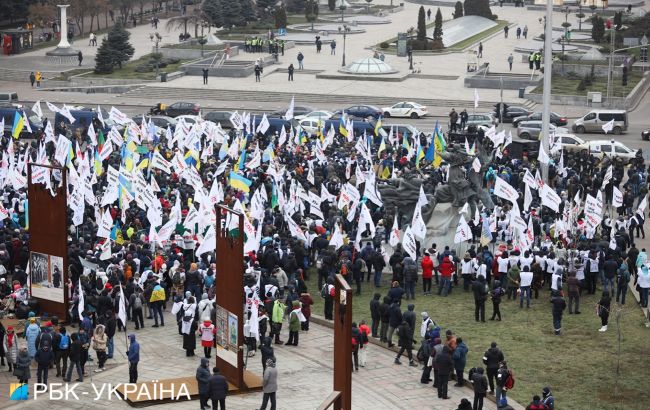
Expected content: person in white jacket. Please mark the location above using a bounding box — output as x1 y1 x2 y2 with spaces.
197 293 214 323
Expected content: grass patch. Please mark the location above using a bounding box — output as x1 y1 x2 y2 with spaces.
531 72 644 97
304 270 650 410
375 20 508 53
84 54 191 80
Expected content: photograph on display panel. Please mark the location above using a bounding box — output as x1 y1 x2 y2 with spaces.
30 252 64 303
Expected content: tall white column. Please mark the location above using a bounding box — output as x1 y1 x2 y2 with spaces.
57 5 71 48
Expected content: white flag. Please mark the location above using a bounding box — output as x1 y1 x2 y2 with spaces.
328 224 344 250
601 119 615 134
609 233 617 250
97 105 105 127
402 226 417 260
474 88 480 109
602 165 613 188
77 280 85 319
612 186 623 208
196 225 216 257
494 176 519 204
454 214 472 243
541 184 561 212
637 195 648 215
472 157 481 173
256 113 270 135
524 183 533 211
99 240 112 261
87 122 97 146
108 106 129 125
118 284 127 327
284 96 295 121
32 101 43 119
97 209 114 238
389 216 400 247
537 143 550 165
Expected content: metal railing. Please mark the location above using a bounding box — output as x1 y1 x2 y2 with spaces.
316 391 342 410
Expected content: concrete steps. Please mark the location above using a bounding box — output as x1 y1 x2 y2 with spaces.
121 85 516 110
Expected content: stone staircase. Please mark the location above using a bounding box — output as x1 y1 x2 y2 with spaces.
121 85 532 110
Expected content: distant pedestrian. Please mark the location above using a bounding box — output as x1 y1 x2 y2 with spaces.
77 51 83 66
507 53 514 71
523 25 528 39
516 27 521 39
449 108 458 132
29 72 35 87
460 109 468 130
550 290 566 335
504 25 509 38
534 51 541 70
478 42 483 58
207 367 228 410
14 347 31 384
331 40 336 55
427 8 432 20
297 51 304 69
89 32 96 46
127 333 139 383
260 359 277 410
196 358 211 410
255 64 262 82
202 68 209 85
315 36 322 53
35 71 42 87
472 367 488 410
288 63 294 81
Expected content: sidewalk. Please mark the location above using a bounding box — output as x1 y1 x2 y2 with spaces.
2 309 519 409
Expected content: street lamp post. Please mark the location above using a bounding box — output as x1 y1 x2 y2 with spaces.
340 25 350 67
339 0 346 22
150 32 162 78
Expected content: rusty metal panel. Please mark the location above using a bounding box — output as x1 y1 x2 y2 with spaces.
214 204 245 389
333 274 353 410
27 163 68 321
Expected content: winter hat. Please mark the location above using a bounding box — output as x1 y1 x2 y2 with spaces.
185 291 192 298
420 311 428 319
292 300 300 307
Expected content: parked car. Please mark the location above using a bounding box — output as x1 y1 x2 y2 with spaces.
175 115 201 124
0 106 42 138
381 101 427 119
492 104 531 123
587 139 636 161
298 118 324 135
252 116 297 135
517 121 568 140
132 115 177 131
642 128 650 141
458 113 498 128
54 107 116 134
572 109 628 135
204 111 233 127
270 105 315 118
381 124 424 140
336 105 382 119
323 118 388 138
163 101 201 117
294 110 334 121
0 92 19 107
512 111 568 128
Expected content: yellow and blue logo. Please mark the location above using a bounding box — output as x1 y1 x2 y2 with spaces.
10 383 28 400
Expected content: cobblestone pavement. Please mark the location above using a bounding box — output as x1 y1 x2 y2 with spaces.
1 309 521 409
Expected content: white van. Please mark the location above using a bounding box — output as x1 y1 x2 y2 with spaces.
587 139 636 161
572 110 628 135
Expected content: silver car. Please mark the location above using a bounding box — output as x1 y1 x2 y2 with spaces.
457 113 498 128
517 121 568 140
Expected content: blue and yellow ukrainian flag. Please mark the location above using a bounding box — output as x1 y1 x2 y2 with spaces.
11 112 24 139
229 171 252 193
339 113 348 137
374 116 382 136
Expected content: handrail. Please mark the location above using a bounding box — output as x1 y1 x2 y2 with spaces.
316 391 342 410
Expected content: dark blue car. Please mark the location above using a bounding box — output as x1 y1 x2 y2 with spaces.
336 105 382 120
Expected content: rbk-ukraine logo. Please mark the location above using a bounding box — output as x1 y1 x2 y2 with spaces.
10 383 28 400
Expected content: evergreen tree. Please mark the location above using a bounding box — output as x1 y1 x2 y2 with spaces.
454 1 463 18
591 15 605 42
287 0 307 13
240 0 256 23
305 0 319 30
274 5 288 29
221 0 244 28
202 0 223 28
417 6 427 41
464 0 493 19
256 0 277 17
433 8 443 41
328 0 336 11
94 23 134 73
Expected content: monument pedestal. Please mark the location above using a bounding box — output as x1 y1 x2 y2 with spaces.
45 5 80 64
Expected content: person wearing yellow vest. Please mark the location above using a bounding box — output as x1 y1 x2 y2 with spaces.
270 298 285 345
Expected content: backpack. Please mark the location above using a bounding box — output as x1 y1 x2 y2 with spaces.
504 369 515 390
172 271 182 285
204 274 215 288
133 294 143 310
39 332 53 352
320 284 329 299
416 341 431 362
58 334 69 350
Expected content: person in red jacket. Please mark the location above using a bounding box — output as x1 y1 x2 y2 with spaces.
299 292 313 331
358 320 371 367
438 256 455 297
421 252 434 296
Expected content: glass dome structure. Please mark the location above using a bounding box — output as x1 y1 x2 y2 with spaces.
340 57 397 75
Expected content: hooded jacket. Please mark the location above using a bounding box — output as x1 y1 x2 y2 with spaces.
263 360 278 393
92 324 107 352
195 358 211 395
388 303 403 328
370 293 381 320
127 334 140 363
403 257 418 282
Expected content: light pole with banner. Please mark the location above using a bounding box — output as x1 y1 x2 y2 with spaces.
340 25 351 67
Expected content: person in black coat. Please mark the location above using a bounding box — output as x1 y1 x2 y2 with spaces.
435 345 453 399
260 337 275 372
369 293 381 337
483 342 504 393
471 367 488 410
550 290 567 335
387 281 405 305
472 276 488 323
394 320 417 366
379 296 390 343
207 367 228 410
387 302 402 348
195 358 211 410
402 304 416 342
